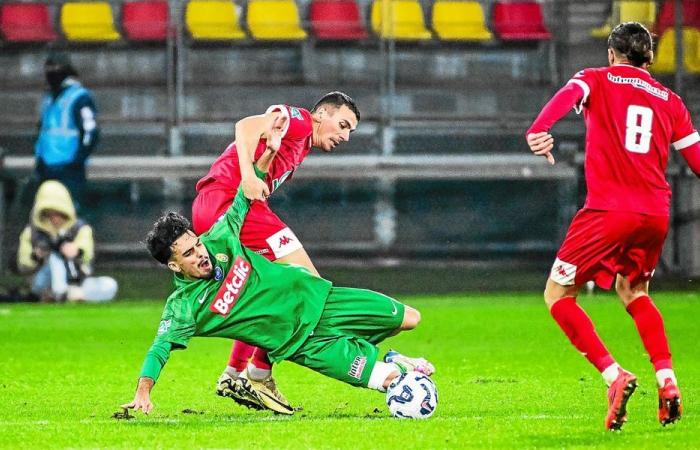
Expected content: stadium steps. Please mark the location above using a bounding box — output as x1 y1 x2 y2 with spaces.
4 154 576 181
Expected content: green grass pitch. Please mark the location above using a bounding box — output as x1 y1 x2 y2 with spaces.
0 292 697 448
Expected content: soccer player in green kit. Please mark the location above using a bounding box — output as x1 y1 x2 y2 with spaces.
121 139 435 416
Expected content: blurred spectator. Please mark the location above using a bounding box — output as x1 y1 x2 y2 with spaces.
17 180 117 302
34 51 99 211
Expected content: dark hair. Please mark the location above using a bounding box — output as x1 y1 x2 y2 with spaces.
145 212 191 264
608 22 653 66
45 51 78 77
311 91 360 122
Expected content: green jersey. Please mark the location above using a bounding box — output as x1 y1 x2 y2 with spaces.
140 171 332 381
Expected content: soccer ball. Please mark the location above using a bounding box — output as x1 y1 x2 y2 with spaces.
386 371 438 419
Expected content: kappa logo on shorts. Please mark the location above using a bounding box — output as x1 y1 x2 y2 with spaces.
550 258 576 286
266 227 303 259
348 356 367 380
210 257 251 316
279 235 295 247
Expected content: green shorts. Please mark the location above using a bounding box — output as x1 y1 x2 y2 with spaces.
288 286 405 387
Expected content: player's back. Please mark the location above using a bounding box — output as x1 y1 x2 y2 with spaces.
573 64 693 216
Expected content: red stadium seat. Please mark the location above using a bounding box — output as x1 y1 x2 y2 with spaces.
492 1 551 41
309 0 368 40
0 3 57 42
656 0 700 36
122 0 169 41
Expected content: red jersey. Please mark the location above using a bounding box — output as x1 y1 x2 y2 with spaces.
195 104 313 196
566 65 698 216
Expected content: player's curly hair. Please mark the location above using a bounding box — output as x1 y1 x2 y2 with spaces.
145 212 191 264
608 22 653 67
311 91 360 122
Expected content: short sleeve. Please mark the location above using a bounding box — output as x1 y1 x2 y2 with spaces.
566 69 596 114
671 97 699 151
265 105 312 140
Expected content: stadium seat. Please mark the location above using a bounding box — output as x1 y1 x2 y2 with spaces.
656 0 700 36
185 0 246 40
122 1 169 42
309 0 368 40
431 1 492 41
370 0 432 40
0 3 57 42
60 2 121 42
246 0 307 41
492 1 551 41
592 1 656 39
651 28 700 74
619 0 656 29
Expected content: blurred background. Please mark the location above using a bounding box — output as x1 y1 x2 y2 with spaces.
1 0 699 297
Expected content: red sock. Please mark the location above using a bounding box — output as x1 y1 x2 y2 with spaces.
550 297 615 372
227 341 256 372
626 295 672 371
251 348 272 370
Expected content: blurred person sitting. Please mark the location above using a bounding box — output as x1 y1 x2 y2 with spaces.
17 180 117 303
34 51 100 211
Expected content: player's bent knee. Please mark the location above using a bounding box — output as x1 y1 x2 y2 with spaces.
400 306 421 330
544 278 579 310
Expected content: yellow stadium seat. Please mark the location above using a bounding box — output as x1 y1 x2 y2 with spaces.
371 0 432 40
619 0 656 29
185 0 246 40
652 28 700 74
591 1 656 39
247 0 307 41
60 2 120 42
432 1 492 41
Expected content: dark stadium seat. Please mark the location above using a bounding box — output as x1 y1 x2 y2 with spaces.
656 0 700 36
492 1 551 41
122 0 169 42
309 0 368 40
0 3 58 42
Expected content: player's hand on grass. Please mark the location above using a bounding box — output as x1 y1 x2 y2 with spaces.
527 132 555 165
121 377 155 415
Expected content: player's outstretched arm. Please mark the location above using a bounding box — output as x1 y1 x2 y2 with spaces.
121 377 155 415
526 82 585 165
235 111 287 201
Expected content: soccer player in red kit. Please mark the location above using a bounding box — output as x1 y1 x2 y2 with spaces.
526 23 700 431
192 92 360 413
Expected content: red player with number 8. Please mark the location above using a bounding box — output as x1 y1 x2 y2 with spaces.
526 22 700 431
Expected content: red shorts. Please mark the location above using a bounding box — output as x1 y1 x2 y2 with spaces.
550 209 668 289
192 188 303 261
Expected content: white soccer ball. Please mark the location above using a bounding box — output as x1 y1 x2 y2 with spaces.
386 371 438 419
